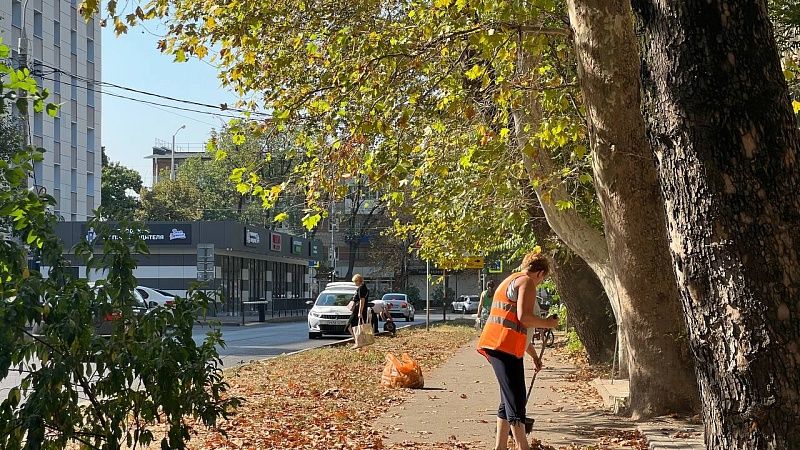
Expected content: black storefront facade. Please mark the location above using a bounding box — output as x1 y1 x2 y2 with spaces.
53 221 324 317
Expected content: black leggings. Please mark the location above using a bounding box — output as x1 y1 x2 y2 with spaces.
484 348 527 425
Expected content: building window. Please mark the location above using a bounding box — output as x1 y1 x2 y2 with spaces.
34 161 43 185
54 117 61 142
87 172 94 193
87 39 94 62
87 128 95 153
12 1 22 29
70 30 77 55
33 112 43 137
54 164 61 187
87 84 94 107
71 122 77 147
71 76 77 99
54 21 61 47
70 169 77 193
53 71 61 94
33 11 43 37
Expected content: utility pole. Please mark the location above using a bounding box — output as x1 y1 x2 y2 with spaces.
442 269 447 322
17 0 31 153
425 259 430 331
170 125 186 180
329 202 336 281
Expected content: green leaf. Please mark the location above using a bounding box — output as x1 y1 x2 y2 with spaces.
45 103 59 117
465 64 485 80
301 213 321 230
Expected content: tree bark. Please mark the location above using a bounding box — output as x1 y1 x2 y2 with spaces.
552 251 617 364
566 0 700 417
524 198 618 364
631 0 800 446
513 50 629 376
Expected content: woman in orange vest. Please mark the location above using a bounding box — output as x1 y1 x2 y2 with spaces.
477 250 559 450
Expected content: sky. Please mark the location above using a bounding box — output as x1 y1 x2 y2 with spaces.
101 23 241 187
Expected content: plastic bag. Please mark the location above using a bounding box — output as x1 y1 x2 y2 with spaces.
380 352 424 389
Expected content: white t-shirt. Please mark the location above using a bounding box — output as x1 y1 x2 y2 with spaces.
371 299 386 315
507 276 542 343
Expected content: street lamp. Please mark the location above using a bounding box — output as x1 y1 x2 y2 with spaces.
170 124 186 180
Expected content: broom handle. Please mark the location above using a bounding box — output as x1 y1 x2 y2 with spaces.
526 336 548 402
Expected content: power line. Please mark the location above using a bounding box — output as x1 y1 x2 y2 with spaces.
39 75 258 121
37 62 272 118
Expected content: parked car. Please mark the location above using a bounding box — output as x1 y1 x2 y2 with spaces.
135 286 176 308
307 282 357 339
381 293 415 322
451 295 480 313
31 288 150 338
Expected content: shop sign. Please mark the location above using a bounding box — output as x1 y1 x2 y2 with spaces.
270 232 282 251
291 238 303 254
245 229 261 246
84 223 192 245
309 241 321 258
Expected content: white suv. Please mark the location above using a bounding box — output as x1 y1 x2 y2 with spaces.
307 282 357 339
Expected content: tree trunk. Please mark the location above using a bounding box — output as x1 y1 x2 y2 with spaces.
552 251 617 364
566 0 700 417
346 240 359 279
632 0 800 446
513 51 629 376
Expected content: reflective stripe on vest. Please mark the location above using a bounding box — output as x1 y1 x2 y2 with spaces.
485 315 526 334
491 301 515 312
477 272 528 358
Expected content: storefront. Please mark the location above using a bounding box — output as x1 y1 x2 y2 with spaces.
52 221 324 316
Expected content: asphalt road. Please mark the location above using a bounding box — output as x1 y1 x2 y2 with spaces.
0 311 459 396
202 311 449 367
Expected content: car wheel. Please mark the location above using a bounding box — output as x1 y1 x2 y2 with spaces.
309 331 322 339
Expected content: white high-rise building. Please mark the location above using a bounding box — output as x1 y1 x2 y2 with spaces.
1 0 101 221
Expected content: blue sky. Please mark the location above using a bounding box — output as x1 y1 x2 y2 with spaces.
101 23 240 187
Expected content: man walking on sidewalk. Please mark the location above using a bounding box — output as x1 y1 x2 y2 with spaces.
477 250 559 450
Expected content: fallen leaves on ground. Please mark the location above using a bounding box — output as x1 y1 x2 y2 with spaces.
144 324 477 449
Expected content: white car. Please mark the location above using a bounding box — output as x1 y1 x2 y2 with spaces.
307 282 358 339
135 286 176 308
452 295 480 313
381 293 415 322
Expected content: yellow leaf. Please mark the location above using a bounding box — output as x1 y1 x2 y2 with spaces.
792 100 800 114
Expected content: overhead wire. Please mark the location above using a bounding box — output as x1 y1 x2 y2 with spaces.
36 62 271 119
39 74 260 121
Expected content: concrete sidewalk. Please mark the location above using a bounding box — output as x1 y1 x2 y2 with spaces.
376 339 704 449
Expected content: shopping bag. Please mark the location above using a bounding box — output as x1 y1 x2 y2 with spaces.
380 352 424 389
353 317 375 348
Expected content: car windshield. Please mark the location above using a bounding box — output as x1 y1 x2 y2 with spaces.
154 288 174 297
383 294 405 300
315 293 353 306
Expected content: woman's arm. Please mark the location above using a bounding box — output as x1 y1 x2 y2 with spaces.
517 276 558 329
476 292 485 316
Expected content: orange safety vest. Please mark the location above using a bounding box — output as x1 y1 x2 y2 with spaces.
477 273 528 359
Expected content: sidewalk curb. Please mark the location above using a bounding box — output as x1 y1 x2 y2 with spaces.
196 315 307 327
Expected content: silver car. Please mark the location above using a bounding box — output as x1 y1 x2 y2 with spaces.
452 295 480 313
381 293 415 322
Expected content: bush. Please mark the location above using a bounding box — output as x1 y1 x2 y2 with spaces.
431 285 455 307
400 285 422 307
0 45 238 449
548 303 584 354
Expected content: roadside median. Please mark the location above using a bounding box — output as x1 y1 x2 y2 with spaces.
142 323 478 449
